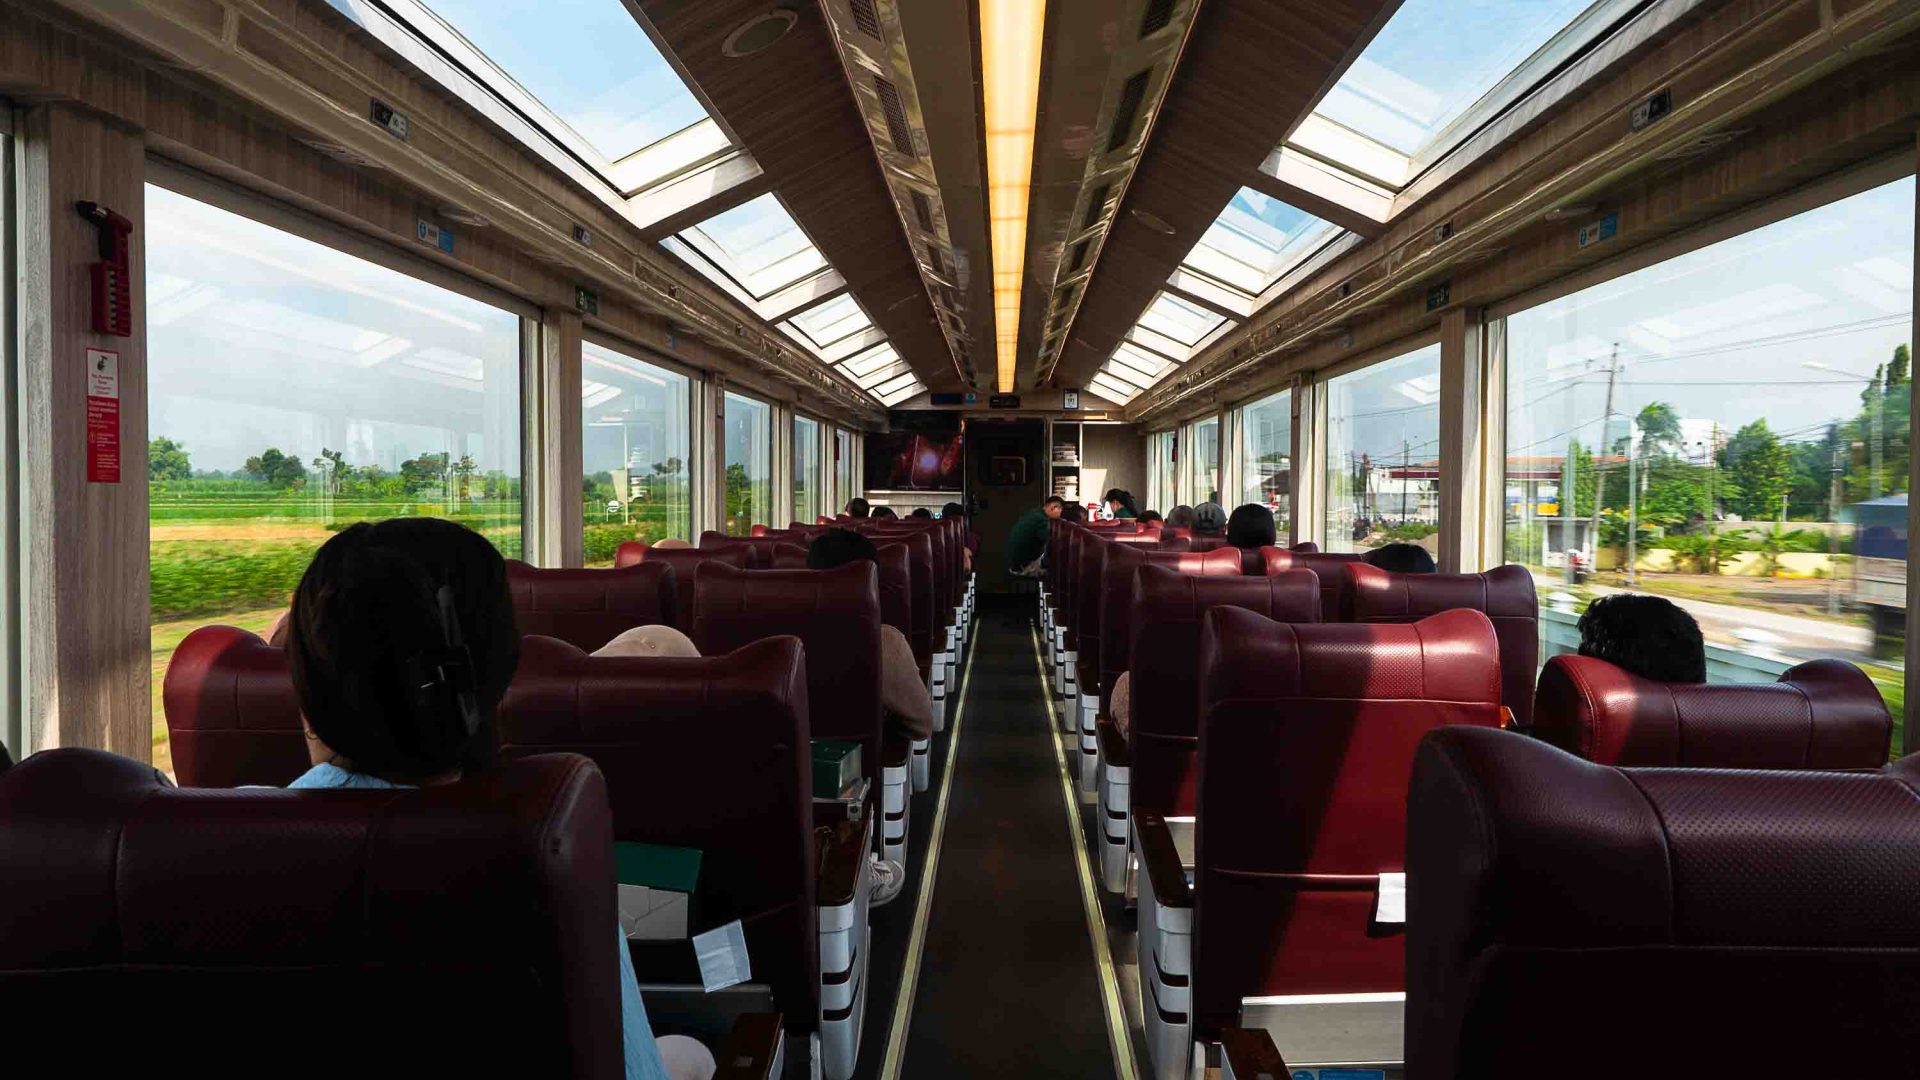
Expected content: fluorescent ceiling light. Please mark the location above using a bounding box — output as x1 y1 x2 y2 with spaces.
980 0 1048 392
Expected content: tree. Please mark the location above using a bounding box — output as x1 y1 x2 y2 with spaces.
1636 402 1684 459
242 447 306 489
652 457 684 477
1720 419 1793 520
149 437 191 483
310 447 346 495
399 452 451 496
453 454 477 500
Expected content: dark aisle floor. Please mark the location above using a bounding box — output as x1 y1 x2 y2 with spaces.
887 594 1117 1079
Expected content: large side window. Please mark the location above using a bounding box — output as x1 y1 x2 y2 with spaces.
1323 343 1443 555
834 427 854 514
1237 390 1292 532
582 340 692 565
146 184 522 775
1184 416 1221 505
793 414 821 524
1504 176 1914 746
724 391 772 533
1147 430 1176 513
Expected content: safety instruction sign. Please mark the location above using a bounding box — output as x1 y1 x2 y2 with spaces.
85 348 120 484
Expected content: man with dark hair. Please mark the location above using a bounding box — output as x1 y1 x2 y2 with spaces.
845 497 871 518
909 507 933 519
872 505 899 520
943 501 981 570
1578 593 1707 683
1007 495 1065 576
1166 505 1195 531
1060 503 1086 522
807 528 931 907
1226 504 1276 550
1192 502 1228 537
1363 542 1437 574
1137 509 1163 525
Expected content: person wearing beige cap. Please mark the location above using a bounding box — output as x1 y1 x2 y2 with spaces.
594 624 701 659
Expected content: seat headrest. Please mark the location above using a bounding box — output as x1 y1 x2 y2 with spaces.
1201 606 1501 707
1533 655 1893 768
1347 563 1539 724
505 560 676 653
0 747 620 1075
1257 545 1294 573
1285 551 1370 620
162 625 309 788
614 540 747 570
1134 563 1320 624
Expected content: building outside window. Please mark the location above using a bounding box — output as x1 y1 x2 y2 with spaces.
1503 176 1914 748
581 342 691 565
1323 343 1443 555
146 184 522 775
724 391 772 533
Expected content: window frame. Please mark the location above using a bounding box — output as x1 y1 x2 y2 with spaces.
579 330 701 550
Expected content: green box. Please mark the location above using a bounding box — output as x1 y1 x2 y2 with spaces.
811 740 863 799
614 841 702 893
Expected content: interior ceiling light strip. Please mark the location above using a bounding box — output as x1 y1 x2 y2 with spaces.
980 0 1048 393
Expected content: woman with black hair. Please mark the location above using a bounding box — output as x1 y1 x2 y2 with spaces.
1102 488 1137 520
283 518 701 1080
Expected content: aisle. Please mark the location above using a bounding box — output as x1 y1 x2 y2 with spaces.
884 595 1122 1078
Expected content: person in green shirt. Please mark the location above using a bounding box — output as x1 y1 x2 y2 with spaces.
1007 496 1065 576
1103 488 1137 520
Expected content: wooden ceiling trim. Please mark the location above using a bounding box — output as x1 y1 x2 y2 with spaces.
640 1 953 388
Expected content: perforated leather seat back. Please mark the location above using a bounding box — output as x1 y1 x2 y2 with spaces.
505 560 675 654
614 543 748 632
162 625 309 787
1347 563 1539 727
498 635 818 1026
1284 551 1368 619
693 561 884 777
1192 608 1503 1029
1408 727 1920 1079
1098 545 1243 706
1533 654 1892 767
0 748 622 1076
701 531 784 569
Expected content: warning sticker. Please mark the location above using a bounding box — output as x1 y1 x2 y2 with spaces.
86 348 120 484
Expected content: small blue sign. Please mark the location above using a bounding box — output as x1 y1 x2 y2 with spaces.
1577 212 1620 248
415 218 454 255
964 392 978 405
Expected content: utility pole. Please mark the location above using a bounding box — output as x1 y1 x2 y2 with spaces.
1627 414 1640 588
1871 381 1885 499
1589 344 1621 573
1829 438 1844 616
1562 435 1578 585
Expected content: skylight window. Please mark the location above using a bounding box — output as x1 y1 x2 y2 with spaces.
784 294 873 351
1090 372 1142 404
1136 292 1227 348
872 371 922 401
673 193 831 300
1182 187 1343 296
877 378 926 407
1296 0 1629 189
417 0 710 161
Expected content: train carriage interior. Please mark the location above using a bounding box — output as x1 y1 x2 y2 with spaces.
3 0 1920 1076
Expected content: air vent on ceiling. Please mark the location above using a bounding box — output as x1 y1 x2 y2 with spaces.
910 189 936 233
1140 0 1176 37
848 0 882 38
1107 70 1151 153
1068 239 1090 273
874 76 916 156
1082 184 1111 229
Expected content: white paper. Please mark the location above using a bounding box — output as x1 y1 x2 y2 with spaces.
1375 873 1407 924
618 884 690 941
693 919 752 993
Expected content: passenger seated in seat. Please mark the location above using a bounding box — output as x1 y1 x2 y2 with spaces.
1192 502 1228 537
1364 542 1437 574
280 517 709 1080
872 506 899 520
596 624 701 659
845 497 871 518
651 537 693 550
808 528 928 908
909 507 933 519
1061 503 1087 523
1104 488 1138 520
1166 505 1194 531
1577 592 1707 683
1227 503 1276 550
1137 510 1163 526
1007 495 1065 576
944 501 981 572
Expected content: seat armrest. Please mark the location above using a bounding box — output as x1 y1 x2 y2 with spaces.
1134 811 1191 909
815 819 865 908
1218 1026 1288 1080
713 1012 785 1080
1097 719 1129 768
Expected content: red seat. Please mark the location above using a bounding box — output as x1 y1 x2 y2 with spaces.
614 542 748 632
1098 545 1244 711
0 747 624 1076
773 541 915 657
1407 727 1920 1078
702 531 785 569
1156 536 1193 552
1346 563 1539 728
1184 535 1232 552
162 625 308 787
497 636 821 1034
1282 551 1368 619
1137 608 1503 1075
1127 566 1321 817
1533 654 1893 767
505 560 675 653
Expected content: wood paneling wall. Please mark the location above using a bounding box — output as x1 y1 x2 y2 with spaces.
17 103 149 759
1081 424 1147 514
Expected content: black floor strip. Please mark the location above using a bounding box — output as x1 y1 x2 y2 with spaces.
888 595 1114 1078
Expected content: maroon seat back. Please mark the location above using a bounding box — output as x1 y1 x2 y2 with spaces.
162 626 308 787
1128 567 1320 816
0 747 621 1076
701 531 783 569
692 562 884 781
1533 655 1893 767
1073 530 1111 675
614 543 748 631
867 522 953 629
1098 545 1243 707
1347 563 1540 728
863 528 935 660
505 560 675 654
1407 727 1920 1079
497 636 817 1027
773 541 915 646
1191 607 1503 1032
1156 536 1193 552
1185 535 1232 552
1291 541 1320 553
1286 551 1368 619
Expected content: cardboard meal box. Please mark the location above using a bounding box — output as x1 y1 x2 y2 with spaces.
614 841 701 941
811 740 863 800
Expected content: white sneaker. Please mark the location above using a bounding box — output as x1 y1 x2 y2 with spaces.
869 855 907 908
